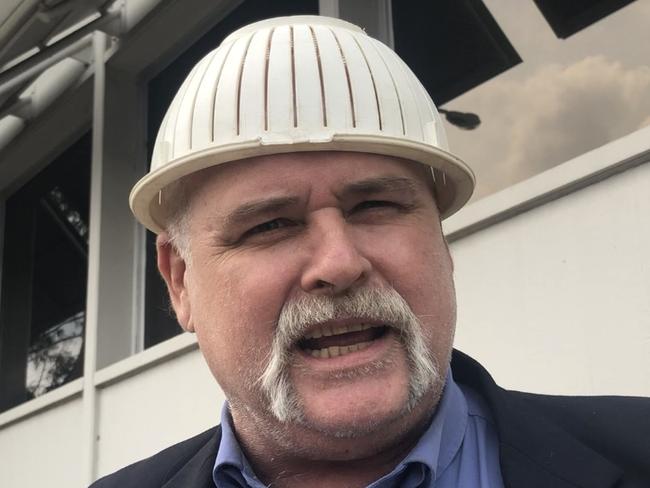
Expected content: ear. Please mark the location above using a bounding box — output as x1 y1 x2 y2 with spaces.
156 232 194 332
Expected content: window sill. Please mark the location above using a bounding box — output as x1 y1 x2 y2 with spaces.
94 332 198 388
0 377 83 428
444 125 650 242
0 335 199 429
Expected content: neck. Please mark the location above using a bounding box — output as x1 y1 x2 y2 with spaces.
229 393 436 488
252 440 419 488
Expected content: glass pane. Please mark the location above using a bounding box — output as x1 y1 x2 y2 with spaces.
0 133 90 411
533 0 637 38
435 0 650 199
26 311 84 397
392 0 522 106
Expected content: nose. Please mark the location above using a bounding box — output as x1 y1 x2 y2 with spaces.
300 211 372 295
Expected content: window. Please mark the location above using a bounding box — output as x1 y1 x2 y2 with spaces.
143 0 319 348
533 0 637 39
392 0 521 106
0 133 90 412
394 0 649 199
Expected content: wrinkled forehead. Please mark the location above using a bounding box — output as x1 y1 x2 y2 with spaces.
182 151 436 207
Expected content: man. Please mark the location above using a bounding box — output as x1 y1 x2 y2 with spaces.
93 16 649 488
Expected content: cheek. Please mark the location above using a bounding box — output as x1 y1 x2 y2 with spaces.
365 227 456 341
186 251 298 368
368 226 453 293
188 272 272 401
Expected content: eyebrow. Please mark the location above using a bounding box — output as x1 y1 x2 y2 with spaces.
220 176 419 229
337 176 419 199
222 196 301 228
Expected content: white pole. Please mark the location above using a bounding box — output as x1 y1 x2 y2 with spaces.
378 0 395 49
81 29 107 487
319 0 339 18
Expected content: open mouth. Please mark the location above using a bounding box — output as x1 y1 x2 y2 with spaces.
296 324 390 358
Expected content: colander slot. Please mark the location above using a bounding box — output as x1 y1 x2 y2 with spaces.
330 29 356 129
263 28 275 131
189 50 221 148
170 62 203 158
209 41 236 142
309 26 328 127
352 36 382 131
370 41 405 136
236 34 255 136
289 26 298 128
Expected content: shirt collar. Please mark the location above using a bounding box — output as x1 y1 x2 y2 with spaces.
214 405 266 488
213 370 468 487
367 370 468 487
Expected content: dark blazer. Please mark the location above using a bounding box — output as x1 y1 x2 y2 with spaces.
91 350 650 487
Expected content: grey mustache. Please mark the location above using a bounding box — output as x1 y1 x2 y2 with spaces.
275 287 416 347
258 286 437 424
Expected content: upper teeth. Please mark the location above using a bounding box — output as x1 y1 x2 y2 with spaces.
303 323 377 339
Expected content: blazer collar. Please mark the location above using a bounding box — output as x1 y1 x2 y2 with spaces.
163 426 222 488
451 350 624 488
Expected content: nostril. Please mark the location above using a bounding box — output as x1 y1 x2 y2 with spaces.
316 280 333 289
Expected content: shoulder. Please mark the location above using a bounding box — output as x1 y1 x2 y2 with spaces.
451 350 650 482
512 391 650 458
89 426 221 488
452 349 650 432
512 390 650 424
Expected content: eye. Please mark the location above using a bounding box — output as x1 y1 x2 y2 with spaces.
351 200 400 212
242 218 295 238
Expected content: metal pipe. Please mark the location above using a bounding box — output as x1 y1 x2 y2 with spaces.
16 58 88 119
0 58 87 149
0 0 41 63
0 116 26 153
36 0 89 23
0 9 119 97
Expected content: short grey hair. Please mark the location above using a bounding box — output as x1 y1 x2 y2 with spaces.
163 178 192 261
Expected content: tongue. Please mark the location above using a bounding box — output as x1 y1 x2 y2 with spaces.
300 328 384 350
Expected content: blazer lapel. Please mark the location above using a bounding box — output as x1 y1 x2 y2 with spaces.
451 350 624 488
163 426 222 488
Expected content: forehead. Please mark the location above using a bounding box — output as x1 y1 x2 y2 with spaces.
185 151 434 204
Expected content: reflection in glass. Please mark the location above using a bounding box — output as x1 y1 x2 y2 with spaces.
440 0 650 199
0 133 90 412
26 312 84 397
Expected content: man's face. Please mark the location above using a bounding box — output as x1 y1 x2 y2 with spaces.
159 152 456 452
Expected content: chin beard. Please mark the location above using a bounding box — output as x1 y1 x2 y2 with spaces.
258 286 443 434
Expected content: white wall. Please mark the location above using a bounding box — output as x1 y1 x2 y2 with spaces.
96 347 225 478
0 397 84 487
451 161 650 396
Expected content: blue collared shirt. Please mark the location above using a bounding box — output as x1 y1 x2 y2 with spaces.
213 372 504 487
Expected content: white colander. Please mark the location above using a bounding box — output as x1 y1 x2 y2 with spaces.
130 15 475 232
